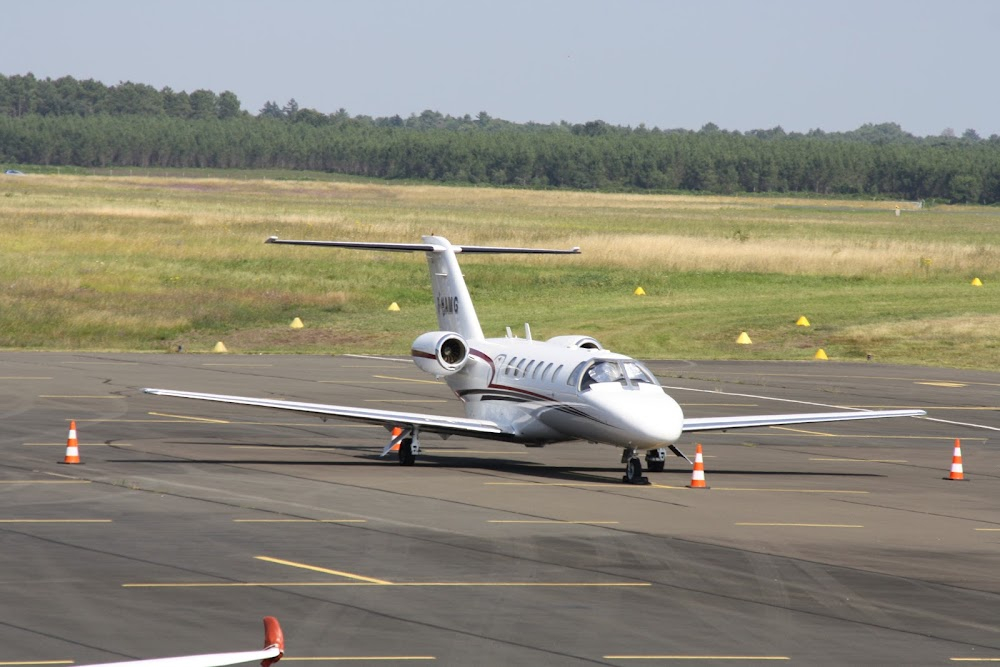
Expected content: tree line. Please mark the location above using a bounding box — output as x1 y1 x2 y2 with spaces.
2 73 999 204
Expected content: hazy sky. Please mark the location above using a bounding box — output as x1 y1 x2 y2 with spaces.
6 0 999 137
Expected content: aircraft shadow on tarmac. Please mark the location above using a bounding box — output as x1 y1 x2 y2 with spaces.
109 443 888 484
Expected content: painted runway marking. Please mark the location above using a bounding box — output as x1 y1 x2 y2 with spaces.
0 376 52 380
0 661 74 665
281 657 436 662
488 520 620 524
125 581 651 588
255 556 392 584
127 556 650 589
769 426 836 436
735 523 863 528
147 411 231 424
60 361 136 365
234 519 366 523
363 399 447 403
39 395 125 399
341 354 410 363
917 381 967 387
604 656 789 661
373 374 444 385
974 528 1000 532
24 443 132 447
202 363 274 367
0 480 90 485
810 458 908 463
0 519 111 523
488 482 869 494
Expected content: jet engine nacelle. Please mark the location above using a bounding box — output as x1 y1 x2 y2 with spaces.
546 335 604 350
411 331 470 377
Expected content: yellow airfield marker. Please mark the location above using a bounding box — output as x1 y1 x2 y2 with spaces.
736 331 752 345
290 316 304 328
387 302 401 311
212 341 228 353
796 315 811 326
971 277 983 287
633 286 646 296
814 348 829 360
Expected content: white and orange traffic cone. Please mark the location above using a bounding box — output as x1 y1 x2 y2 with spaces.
60 420 81 464
688 443 708 489
388 426 402 453
944 438 967 481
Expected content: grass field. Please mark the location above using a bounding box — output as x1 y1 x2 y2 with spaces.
2 172 998 369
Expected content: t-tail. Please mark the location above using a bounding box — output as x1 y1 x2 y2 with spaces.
265 235 580 340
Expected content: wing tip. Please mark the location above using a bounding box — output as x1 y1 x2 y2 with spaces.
262 616 284 666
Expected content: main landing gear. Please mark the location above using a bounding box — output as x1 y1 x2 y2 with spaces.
398 433 420 466
382 427 420 466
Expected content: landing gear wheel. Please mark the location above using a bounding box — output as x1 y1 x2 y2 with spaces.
398 438 416 466
646 460 665 473
623 457 649 485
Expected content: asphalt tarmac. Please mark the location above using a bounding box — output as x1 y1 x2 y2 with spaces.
1 352 998 666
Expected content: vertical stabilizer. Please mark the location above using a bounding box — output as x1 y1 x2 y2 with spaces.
264 236 579 343
423 235 485 340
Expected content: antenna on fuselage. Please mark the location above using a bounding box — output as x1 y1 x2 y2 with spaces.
524 323 532 341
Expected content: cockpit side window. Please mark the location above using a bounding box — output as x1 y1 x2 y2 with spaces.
567 361 587 387
622 361 659 386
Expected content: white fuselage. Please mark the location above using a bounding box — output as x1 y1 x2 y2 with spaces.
441 337 684 450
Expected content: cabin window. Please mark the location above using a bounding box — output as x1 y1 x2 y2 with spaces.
505 356 518 376
524 360 536 378
540 362 553 381
515 358 527 378
552 364 563 383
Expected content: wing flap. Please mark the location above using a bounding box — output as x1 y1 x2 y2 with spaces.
682 409 925 433
143 388 506 437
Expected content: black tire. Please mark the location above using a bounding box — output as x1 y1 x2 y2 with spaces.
398 438 416 466
646 459 665 473
625 457 643 483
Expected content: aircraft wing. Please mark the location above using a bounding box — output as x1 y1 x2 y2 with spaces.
143 388 507 438
83 617 283 667
682 408 925 433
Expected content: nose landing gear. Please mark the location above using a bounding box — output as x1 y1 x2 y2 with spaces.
622 449 650 485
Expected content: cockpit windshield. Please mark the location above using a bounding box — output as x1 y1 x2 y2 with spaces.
575 359 660 391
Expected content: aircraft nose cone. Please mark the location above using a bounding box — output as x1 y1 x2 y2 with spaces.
631 391 684 445
588 387 684 447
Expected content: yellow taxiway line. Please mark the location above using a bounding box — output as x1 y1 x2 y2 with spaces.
234 519 366 523
125 555 650 589
735 523 863 528
255 556 393 584
0 519 111 523
488 520 620 524
605 656 789 661
281 658 435 662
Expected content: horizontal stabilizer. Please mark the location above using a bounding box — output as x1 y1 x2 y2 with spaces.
265 237 580 255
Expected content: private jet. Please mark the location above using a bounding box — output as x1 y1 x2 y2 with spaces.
146 236 924 484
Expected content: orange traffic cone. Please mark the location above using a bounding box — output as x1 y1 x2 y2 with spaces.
388 426 402 453
944 438 967 481
60 420 81 464
688 443 708 489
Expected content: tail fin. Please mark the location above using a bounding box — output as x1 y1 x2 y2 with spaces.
266 236 579 340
